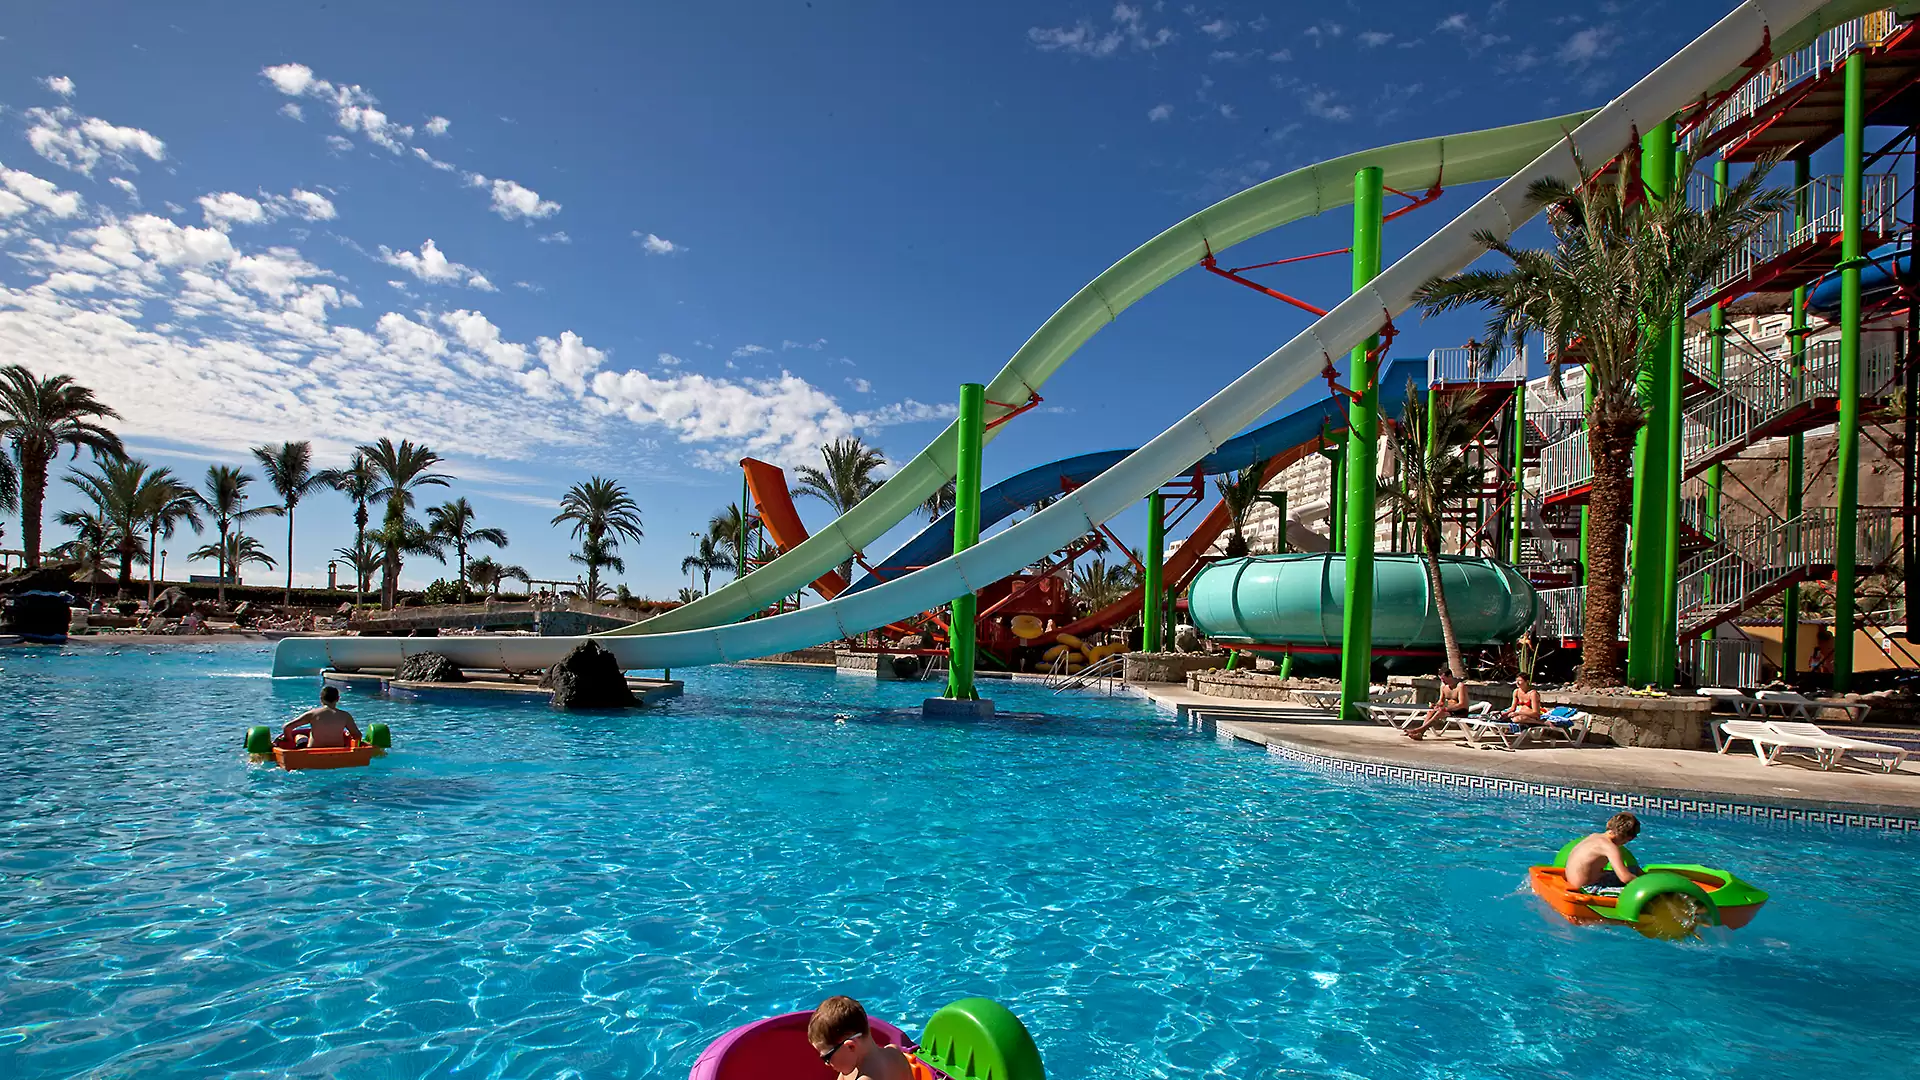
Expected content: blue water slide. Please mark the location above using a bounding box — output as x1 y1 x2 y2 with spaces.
844 357 1429 594
1806 242 1909 315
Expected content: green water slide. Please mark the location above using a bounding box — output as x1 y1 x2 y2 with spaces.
1187 553 1540 649
616 111 1598 637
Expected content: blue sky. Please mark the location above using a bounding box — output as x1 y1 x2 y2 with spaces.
4 0 1746 597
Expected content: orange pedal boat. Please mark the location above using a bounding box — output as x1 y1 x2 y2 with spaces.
272 739 375 770
1530 841 1768 939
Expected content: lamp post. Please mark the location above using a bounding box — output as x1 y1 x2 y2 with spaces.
158 549 167 589
327 560 338 591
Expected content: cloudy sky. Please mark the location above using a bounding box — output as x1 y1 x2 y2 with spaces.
5 0 1749 596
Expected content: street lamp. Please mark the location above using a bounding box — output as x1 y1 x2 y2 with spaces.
159 549 167 586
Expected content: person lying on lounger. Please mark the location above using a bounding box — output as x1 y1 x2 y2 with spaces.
1406 670 1469 740
1564 812 1641 894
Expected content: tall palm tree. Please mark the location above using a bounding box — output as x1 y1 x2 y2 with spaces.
794 437 886 580
707 502 759 574
137 469 200 605
200 465 280 605
333 538 382 598
425 497 508 596
1213 463 1265 558
680 534 730 594
0 366 124 567
1070 557 1139 612
1379 383 1484 679
252 441 328 605
551 476 643 600
191 533 275 584
319 451 380 607
358 438 452 607
1413 147 1785 686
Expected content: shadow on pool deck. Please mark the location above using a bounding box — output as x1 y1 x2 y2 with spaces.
1139 685 1920 820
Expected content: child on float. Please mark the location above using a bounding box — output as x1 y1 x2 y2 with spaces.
808 995 933 1080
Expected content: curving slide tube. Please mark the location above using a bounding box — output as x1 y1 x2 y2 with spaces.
620 111 1598 636
276 0 1875 677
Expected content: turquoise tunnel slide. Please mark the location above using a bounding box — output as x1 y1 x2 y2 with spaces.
844 357 1430 594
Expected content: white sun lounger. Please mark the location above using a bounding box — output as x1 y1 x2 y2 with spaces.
1754 690 1872 724
1352 701 1433 730
1766 721 1909 774
1718 720 1839 767
1455 707 1590 752
1699 687 1759 719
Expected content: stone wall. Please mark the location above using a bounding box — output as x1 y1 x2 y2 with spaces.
746 646 838 666
1124 651 1227 685
534 610 635 636
1186 669 1303 701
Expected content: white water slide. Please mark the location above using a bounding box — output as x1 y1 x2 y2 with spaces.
275 0 1880 677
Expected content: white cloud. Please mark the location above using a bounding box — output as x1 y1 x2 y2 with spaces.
0 164 84 219
538 230 571 244
198 192 268 230
261 62 318 96
1147 103 1173 121
107 177 138 203
1558 26 1613 64
279 102 304 122
523 331 607 396
1359 30 1395 47
378 238 493 290
1029 2 1172 56
439 309 529 371
847 377 871 393
325 135 354 153
466 175 559 220
781 338 826 351
1436 13 1470 32
24 107 166 176
1198 19 1235 39
43 76 76 98
1302 90 1353 122
635 231 681 254
732 344 771 359
423 115 451 136
276 189 336 221
656 352 683 367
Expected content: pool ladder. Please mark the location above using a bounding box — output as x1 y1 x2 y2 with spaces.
1052 652 1124 694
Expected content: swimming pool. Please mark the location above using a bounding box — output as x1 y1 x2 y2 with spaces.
3 645 1915 1078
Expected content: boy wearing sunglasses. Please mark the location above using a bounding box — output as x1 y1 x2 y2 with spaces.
807 995 923 1080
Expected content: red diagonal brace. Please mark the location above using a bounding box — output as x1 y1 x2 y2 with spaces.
1322 316 1399 402
984 391 1043 431
1201 242 1331 317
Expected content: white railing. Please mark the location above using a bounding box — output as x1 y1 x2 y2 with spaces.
1704 172 1902 301
1683 634 1764 689
1689 9 1904 149
1534 586 1587 639
1429 344 1526 386
1539 428 1591 497
1520 493 1580 564
1529 406 1586 445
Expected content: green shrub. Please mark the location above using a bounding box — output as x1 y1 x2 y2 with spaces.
422 579 470 605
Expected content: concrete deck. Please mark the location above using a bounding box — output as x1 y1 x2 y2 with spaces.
324 668 684 705
1140 684 1920 820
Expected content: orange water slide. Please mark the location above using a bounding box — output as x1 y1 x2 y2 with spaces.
741 458 850 600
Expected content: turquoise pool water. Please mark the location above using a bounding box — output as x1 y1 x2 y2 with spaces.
3 645 1916 1079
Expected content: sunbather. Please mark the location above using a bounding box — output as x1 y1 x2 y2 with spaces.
1407 671 1469 740
1503 674 1543 725
1564 812 1640 894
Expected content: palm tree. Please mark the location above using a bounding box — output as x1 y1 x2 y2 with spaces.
252 441 328 605
1213 463 1265 558
467 555 522 598
50 507 111 580
921 477 957 522
707 502 759 574
1379 383 1486 679
676 585 703 604
795 437 886 580
319 451 380 607
65 457 185 597
1413 147 1785 686
333 538 382 598
358 438 452 607
552 476 643 600
425 497 508 596
200 465 280 605
1070 557 1139 612
137 470 200 605
681 534 731 594
0 366 124 567
191 533 275 584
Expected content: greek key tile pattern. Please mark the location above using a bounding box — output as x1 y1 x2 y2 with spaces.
1259 742 1920 833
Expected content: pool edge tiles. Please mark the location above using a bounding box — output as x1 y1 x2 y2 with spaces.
1189 710 1920 834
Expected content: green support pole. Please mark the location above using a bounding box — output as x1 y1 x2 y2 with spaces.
943 383 986 701
738 467 750 577
1509 382 1526 565
1657 140 1686 687
1835 55 1866 691
1340 165 1385 723
1278 651 1294 681
1143 490 1166 653
1627 120 1676 686
1785 156 1810 679
1328 438 1346 553
1705 159 1728 541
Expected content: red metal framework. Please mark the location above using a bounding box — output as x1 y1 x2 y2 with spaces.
985 391 1043 432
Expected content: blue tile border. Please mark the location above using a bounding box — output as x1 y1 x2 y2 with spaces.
1254 738 1920 834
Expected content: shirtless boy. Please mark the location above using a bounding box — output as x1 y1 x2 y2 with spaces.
280 685 363 749
1563 812 1641 893
809 996 919 1080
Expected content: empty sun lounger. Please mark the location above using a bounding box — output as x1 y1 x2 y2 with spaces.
1719 720 1846 768
1767 721 1909 774
1353 701 1433 730
1754 690 1872 724
1699 687 1759 718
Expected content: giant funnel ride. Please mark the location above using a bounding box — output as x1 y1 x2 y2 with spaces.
276 0 1879 678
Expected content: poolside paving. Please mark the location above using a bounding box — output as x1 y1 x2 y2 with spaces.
1139 684 1920 818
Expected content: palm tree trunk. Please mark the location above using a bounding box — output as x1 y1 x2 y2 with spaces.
148 521 159 605
117 535 135 597
217 523 229 605
352 511 365 609
1579 413 1635 687
457 542 467 594
20 449 48 568
1422 521 1467 677
701 566 711 593
284 506 295 606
